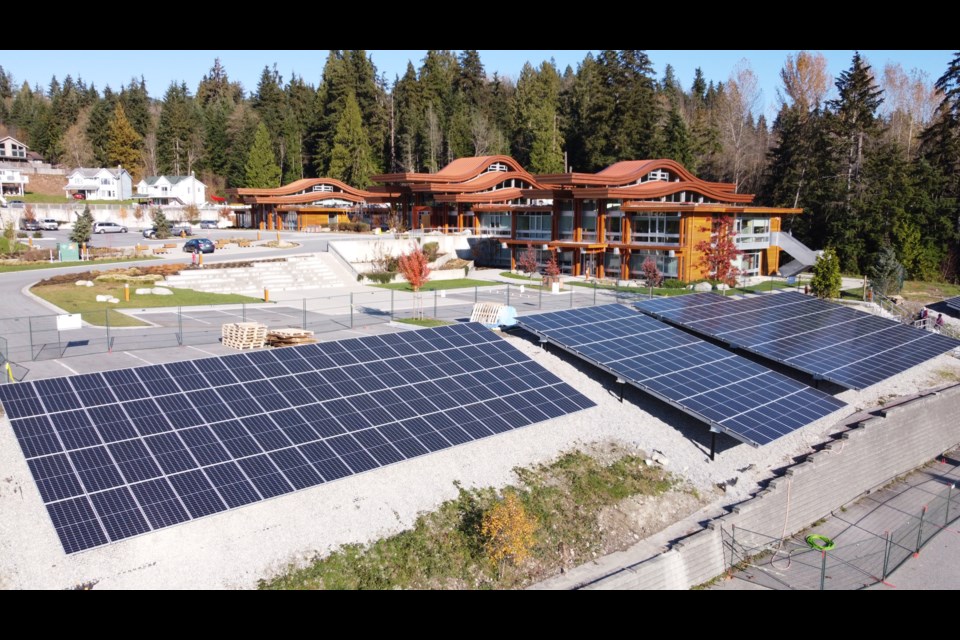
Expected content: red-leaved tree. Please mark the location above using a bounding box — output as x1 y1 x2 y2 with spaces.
398 245 432 318
640 257 663 298
695 215 743 287
545 251 561 279
517 246 539 278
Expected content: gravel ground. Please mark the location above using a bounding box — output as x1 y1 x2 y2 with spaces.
1 329 958 589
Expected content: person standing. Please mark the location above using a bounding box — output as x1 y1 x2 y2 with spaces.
934 313 944 333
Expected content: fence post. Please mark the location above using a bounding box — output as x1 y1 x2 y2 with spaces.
947 484 954 526
881 531 892 580
819 550 827 591
569 286 574 308
538 284 542 309
242 303 246 323
915 505 927 555
302 298 307 330
593 282 597 305
350 292 354 329
28 316 35 361
105 310 111 353
506 284 511 307
390 290 394 319
433 289 438 318
177 306 183 345
474 286 478 304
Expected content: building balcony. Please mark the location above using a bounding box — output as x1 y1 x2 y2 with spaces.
734 233 771 249
476 227 511 237
515 229 551 241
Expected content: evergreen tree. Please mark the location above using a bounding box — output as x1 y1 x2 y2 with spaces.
244 122 281 188
106 102 143 181
119 77 151 138
152 208 171 239
87 86 117 166
513 62 564 172
203 101 231 177
226 103 260 188
662 108 695 169
867 245 905 296
157 82 202 175
393 63 424 171
196 58 243 109
70 205 94 244
328 93 376 188
810 248 842 298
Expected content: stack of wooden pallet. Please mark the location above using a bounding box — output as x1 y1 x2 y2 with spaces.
221 322 267 350
266 327 317 348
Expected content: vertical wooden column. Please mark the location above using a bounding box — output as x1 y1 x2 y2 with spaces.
574 200 582 242
621 249 630 280
597 198 606 244
510 209 517 241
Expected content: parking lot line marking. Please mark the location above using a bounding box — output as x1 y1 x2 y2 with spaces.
257 308 299 319
187 345 218 357
180 314 212 325
55 360 80 375
124 352 152 365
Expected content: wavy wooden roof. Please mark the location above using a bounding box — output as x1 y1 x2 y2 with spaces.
372 155 534 185
228 178 396 204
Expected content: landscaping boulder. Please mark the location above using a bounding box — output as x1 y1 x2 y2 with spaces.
75 280 94 287
135 288 152 295
151 287 174 296
95 294 110 302
694 282 713 292
715 283 729 291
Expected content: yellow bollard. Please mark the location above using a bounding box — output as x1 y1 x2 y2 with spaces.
198 253 203 267
29 237 33 248
124 283 130 302
263 287 269 303
5 362 14 383
257 231 261 241
276 229 280 243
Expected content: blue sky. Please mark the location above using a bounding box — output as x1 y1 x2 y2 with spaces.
6 50 955 118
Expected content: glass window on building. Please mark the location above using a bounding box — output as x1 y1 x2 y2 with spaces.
629 250 679 278
517 213 551 240
582 200 598 242
630 213 681 245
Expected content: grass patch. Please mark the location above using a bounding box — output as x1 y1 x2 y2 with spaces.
394 318 455 328
259 449 674 590
31 282 263 327
0 257 156 273
0 237 29 254
900 280 960 304
500 271 538 281
18 193 138 205
372 278 499 292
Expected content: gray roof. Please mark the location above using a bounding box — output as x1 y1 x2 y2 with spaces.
71 167 127 179
142 175 197 186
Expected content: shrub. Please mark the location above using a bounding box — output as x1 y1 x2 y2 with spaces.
32 230 43 239
16 231 27 238
481 492 537 568
20 249 48 262
366 271 396 284
423 242 440 262
660 278 687 289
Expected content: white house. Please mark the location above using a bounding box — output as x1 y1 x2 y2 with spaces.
135 174 206 206
0 168 28 196
64 167 133 201
0 136 28 163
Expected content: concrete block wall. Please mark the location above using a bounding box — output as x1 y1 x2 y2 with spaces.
584 383 960 589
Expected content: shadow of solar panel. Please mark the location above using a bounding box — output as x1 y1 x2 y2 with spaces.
518 304 846 448
635 291 960 389
0 323 594 554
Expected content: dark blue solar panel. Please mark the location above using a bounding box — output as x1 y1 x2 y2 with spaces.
636 291 960 389
3 323 593 553
945 296 960 313
519 304 846 448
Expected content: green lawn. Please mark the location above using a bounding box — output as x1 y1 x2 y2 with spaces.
0 237 29 254
31 282 263 327
500 271 539 281
373 278 500 292
0 256 157 273
394 317 455 327
900 280 960 304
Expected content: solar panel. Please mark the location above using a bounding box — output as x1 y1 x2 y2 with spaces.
636 291 960 389
0 323 595 554
946 296 960 313
517 305 846 449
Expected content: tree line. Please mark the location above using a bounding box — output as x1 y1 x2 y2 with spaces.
1 50 959 281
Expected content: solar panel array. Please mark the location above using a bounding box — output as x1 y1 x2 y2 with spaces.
0 323 595 554
517 305 846 448
636 291 960 389
947 296 960 313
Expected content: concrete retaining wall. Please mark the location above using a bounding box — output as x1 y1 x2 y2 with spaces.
584 383 960 589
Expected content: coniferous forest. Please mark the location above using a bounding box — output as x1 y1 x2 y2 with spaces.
2 50 959 281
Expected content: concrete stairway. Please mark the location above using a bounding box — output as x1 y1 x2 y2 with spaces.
772 231 822 277
159 254 353 296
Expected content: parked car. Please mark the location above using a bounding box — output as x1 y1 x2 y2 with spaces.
92 221 127 234
8 199 25 208
183 238 215 254
199 220 218 229
142 225 192 238
40 219 60 230
20 219 40 231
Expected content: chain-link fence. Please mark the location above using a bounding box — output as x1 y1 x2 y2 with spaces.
0 282 653 374
721 472 960 590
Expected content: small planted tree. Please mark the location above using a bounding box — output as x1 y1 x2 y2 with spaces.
695 214 743 287
517 246 539 278
481 492 538 573
810 248 842 299
398 245 431 319
868 246 905 297
70 205 94 245
152 208 171 239
544 251 561 280
133 205 145 223
640 256 663 298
